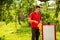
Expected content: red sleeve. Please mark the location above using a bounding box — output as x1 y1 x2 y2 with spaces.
29 12 33 19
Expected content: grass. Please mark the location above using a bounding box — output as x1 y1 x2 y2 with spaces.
0 22 60 40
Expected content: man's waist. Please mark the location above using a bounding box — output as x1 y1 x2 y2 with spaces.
31 26 39 29
30 23 39 29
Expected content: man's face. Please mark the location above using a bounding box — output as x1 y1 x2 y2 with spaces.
36 8 40 13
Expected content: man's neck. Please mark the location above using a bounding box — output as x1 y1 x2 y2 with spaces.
34 11 38 13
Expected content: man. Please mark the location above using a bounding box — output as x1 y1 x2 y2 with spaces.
28 6 42 40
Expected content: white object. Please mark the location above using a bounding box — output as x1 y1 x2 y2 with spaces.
42 25 56 40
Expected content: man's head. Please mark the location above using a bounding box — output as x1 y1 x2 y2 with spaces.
35 6 40 13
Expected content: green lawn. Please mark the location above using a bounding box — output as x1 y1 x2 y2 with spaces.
0 22 60 40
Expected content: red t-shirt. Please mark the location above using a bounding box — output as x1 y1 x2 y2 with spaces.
29 12 42 29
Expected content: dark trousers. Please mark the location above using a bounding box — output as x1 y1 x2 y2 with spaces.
32 28 40 40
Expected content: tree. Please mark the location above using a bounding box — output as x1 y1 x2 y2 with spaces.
0 0 13 22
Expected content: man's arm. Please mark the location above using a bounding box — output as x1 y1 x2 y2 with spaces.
28 18 38 24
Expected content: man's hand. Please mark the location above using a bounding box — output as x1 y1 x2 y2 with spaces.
34 21 38 23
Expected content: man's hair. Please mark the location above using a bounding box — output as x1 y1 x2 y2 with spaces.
35 6 40 8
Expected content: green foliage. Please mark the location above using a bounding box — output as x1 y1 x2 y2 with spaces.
40 0 49 2
0 0 15 23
